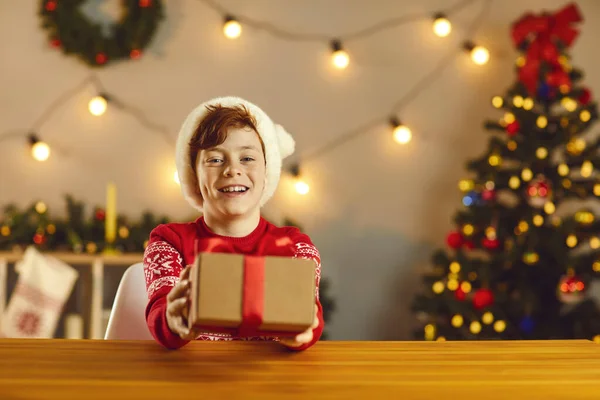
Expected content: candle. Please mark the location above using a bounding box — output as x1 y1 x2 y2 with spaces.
105 182 117 244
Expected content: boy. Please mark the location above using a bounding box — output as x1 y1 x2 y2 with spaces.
143 97 323 350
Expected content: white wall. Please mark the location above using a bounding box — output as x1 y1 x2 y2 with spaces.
1 0 600 340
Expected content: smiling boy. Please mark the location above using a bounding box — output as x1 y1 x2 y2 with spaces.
142 97 323 350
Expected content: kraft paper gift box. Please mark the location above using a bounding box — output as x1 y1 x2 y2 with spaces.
188 252 316 337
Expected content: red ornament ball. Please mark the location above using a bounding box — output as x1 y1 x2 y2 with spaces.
139 0 152 7
33 233 46 245
446 231 463 249
464 240 475 250
473 288 494 309
50 38 61 48
482 238 500 250
130 49 142 59
45 1 57 12
506 121 520 136
95 53 107 65
95 209 106 221
579 88 592 105
558 275 585 304
482 189 496 201
454 286 466 301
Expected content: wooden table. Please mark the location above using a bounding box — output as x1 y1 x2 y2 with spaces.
1 339 599 399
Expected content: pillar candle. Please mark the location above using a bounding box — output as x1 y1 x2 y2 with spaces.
105 182 117 244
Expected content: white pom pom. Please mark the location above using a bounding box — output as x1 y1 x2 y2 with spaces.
275 124 295 159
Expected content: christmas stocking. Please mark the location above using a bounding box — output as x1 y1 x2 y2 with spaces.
0 246 78 338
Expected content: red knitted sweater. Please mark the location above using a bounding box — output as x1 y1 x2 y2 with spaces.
143 216 323 350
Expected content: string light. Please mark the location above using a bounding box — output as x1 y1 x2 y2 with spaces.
88 94 108 116
390 117 412 144
35 201 47 214
463 41 489 65
290 164 309 195
523 97 534 110
580 110 591 122
594 184 600 196
581 161 593 178
536 115 548 128
544 202 556 215
470 321 482 334
533 215 544 226
509 176 520 189
451 314 464 328
432 13 451 37
432 281 445 294
521 168 533 181
330 40 349 69
536 147 548 159
223 15 242 39
28 134 50 162
491 96 503 108
558 164 569 176
561 97 577 112
458 179 474 192
513 95 524 108
482 312 494 325
449 261 461 273
494 320 506 332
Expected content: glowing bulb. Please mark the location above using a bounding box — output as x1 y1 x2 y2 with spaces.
295 181 310 195
590 237 600 249
447 279 459 291
35 201 47 214
449 261 461 273
488 154 501 166
521 168 533 181
433 15 451 37
492 96 503 108
544 202 556 215
533 215 544 226
558 164 570 176
580 110 591 122
504 112 516 124
594 261 600 272
470 321 482 334
173 170 180 185
536 147 548 159
223 17 242 39
88 95 107 116
482 312 494 325
523 98 534 110
458 179 474 192
536 115 548 128
331 40 349 69
507 140 517 151
494 320 506 332
462 224 474 236
516 56 525 67
432 281 445 294
567 234 578 248
393 125 412 144
513 95 524 108
460 281 472 293
561 97 577 112
451 314 463 328
594 184 600 196
470 45 489 65
32 141 50 161
581 161 593 178
509 176 520 189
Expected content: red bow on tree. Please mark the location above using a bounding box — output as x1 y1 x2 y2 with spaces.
511 3 583 95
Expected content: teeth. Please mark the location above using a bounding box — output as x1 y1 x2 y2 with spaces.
221 186 247 193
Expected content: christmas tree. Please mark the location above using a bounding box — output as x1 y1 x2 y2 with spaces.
411 3 600 341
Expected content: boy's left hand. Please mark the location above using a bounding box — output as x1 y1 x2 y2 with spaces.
279 305 319 348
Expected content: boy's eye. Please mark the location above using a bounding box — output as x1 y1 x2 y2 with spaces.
207 158 223 163
242 157 255 162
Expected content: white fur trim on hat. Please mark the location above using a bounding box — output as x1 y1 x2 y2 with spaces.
175 96 295 212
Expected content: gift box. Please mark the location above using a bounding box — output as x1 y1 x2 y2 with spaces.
188 252 316 337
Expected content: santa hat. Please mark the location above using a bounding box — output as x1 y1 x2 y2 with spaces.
175 96 295 212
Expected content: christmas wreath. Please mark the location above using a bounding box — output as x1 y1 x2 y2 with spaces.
38 0 164 67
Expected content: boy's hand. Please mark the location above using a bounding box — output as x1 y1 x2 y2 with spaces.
279 305 319 348
166 265 199 340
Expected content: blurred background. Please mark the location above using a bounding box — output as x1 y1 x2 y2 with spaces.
1 0 599 342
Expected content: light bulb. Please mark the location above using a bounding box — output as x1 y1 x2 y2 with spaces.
32 141 50 161
393 125 412 144
465 42 489 65
433 15 451 37
223 16 242 39
89 95 107 116
295 180 310 195
331 40 349 69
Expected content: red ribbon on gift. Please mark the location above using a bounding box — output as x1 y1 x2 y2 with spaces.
511 3 582 95
194 234 296 337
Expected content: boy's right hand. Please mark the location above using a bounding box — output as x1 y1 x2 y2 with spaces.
166 265 199 340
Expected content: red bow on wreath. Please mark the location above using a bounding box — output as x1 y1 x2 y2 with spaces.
511 2 583 95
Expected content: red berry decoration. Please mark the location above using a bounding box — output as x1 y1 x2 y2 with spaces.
96 53 107 65
33 233 47 245
45 1 57 12
579 88 592 105
130 49 142 59
446 231 463 249
482 189 496 202
506 121 520 136
557 275 585 304
482 237 500 250
139 0 152 7
50 38 61 48
455 286 466 301
95 209 106 221
473 288 494 309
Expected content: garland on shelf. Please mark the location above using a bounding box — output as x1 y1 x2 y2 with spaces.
0 195 170 254
38 0 165 67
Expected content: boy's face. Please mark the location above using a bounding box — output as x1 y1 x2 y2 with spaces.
196 127 266 219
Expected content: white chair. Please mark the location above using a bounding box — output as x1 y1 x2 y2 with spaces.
104 262 154 340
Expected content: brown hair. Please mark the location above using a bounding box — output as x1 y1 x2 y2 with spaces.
189 104 265 170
